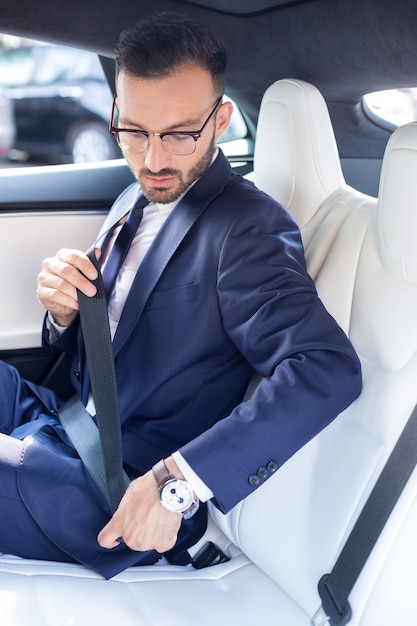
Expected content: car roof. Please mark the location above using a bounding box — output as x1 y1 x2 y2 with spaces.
1 0 416 118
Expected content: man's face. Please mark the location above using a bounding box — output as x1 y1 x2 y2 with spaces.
114 66 233 204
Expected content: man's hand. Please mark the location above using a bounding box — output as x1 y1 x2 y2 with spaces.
37 248 99 327
97 458 183 553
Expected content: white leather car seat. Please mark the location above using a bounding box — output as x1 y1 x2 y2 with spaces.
254 78 346 228
214 93 417 623
254 78 376 281
1 88 417 626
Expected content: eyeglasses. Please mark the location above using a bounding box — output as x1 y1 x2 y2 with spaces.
109 96 223 156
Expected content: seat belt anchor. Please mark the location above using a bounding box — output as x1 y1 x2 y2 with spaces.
312 574 352 626
191 541 230 570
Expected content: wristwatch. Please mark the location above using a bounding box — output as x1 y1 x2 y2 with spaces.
152 459 199 519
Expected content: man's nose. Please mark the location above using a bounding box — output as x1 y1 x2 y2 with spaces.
144 135 171 172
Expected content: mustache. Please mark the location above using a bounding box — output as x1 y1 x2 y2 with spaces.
139 167 180 177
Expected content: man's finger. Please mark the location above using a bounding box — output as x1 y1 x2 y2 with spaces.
97 518 122 549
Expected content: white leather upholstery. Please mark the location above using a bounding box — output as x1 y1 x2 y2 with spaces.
2 92 417 626
254 78 345 229
254 79 376 282
0 554 311 625
378 123 417 284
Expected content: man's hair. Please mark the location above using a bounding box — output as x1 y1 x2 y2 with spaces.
115 12 227 97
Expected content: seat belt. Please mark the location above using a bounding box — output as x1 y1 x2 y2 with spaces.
59 196 146 512
312 403 417 626
58 393 128 510
59 247 129 514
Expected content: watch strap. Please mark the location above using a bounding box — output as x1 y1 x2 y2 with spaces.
152 459 174 489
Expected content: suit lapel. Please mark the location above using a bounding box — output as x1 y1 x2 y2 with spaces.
95 183 141 251
112 151 232 356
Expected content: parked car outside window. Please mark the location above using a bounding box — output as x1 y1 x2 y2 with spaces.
0 43 120 163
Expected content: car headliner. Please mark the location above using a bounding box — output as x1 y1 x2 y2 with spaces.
1 0 416 119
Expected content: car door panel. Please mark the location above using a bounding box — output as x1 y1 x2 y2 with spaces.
0 158 134 392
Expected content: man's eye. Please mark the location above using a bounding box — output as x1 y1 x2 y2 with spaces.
170 134 191 142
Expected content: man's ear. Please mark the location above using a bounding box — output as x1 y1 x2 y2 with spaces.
215 101 234 141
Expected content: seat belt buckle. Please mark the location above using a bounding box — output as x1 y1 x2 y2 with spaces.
312 574 352 626
191 541 230 570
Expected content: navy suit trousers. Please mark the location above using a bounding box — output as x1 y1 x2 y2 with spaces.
0 361 207 578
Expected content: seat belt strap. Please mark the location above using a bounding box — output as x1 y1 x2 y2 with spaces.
58 246 130 514
58 393 129 510
312 403 417 626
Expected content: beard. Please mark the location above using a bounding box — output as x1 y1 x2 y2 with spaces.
126 134 217 204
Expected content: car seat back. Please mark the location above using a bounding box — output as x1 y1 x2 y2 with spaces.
212 116 417 624
254 78 344 228
254 78 376 281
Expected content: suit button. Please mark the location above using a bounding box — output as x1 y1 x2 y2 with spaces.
73 369 80 380
257 467 268 479
266 461 278 473
248 474 260 486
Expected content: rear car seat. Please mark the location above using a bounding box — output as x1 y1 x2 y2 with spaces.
1 83 417 626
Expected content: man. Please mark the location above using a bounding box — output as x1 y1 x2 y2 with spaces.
0 12 361 579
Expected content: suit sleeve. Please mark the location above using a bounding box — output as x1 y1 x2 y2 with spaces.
178 197 362 513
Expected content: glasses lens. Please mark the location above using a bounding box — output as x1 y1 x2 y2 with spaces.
162 134 197 155
116 131 148 154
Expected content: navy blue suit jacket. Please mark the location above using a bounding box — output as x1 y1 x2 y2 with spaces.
19 150 361 576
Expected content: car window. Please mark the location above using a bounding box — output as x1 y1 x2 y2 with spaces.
363 88 417 128
0 35 251 168
32 47 97 84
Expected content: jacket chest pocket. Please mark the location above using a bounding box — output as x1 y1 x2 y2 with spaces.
144 282 199 310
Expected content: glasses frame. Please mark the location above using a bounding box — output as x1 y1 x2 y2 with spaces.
109 96 223 156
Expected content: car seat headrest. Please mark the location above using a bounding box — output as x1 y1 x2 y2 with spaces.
254 78 345 228
378 122 417 284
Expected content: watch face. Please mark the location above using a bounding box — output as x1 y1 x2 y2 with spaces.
160 479 194 513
